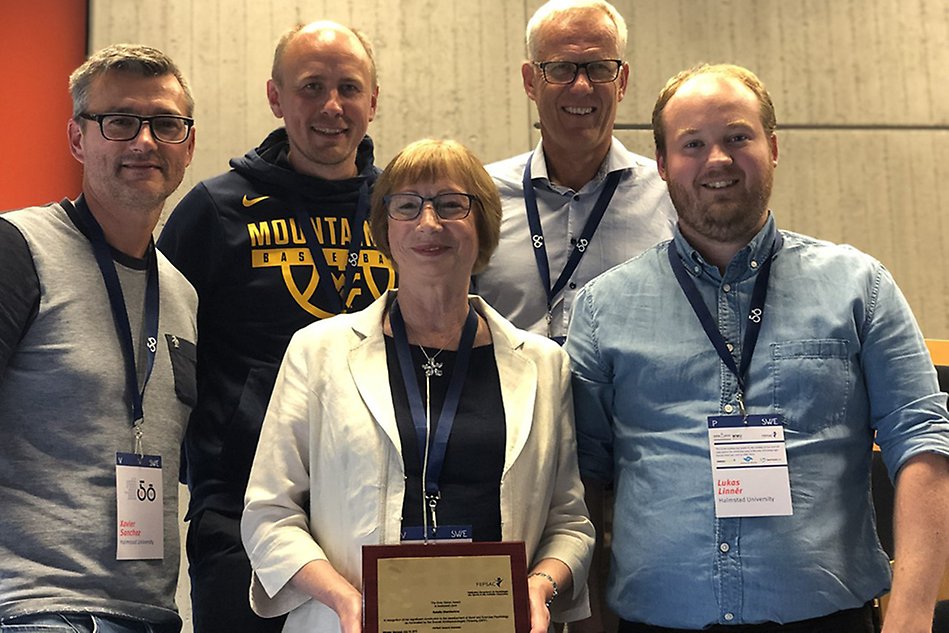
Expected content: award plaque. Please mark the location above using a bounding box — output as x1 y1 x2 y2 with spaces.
363 541 530 633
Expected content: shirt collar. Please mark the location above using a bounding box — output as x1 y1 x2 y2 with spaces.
530 136 635 191
672 213 779 282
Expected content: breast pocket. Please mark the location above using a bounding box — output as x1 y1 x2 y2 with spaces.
771 339 852 433
165 333 197 407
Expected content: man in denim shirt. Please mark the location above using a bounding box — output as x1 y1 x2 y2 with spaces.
566 63 949 633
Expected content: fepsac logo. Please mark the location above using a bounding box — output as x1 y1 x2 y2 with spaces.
475 577 504 588
247 215 395 318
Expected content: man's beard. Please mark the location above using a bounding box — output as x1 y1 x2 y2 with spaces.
669 168 773 245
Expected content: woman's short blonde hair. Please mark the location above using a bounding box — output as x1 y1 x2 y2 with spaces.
371 139 502 274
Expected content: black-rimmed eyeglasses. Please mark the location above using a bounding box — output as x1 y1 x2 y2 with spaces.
79 113 194 144
534 59 623 85
384 192 478 221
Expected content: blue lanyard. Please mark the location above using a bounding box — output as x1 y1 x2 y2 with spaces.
522 154 623 313
72 196 159 445
390 299 478 500
666 234 782 415
294 181 371 314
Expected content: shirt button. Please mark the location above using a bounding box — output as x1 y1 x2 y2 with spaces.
750 260 759 269
726 342 734 352
724 404 734 414
570 238 577 245
724 613 735 622
722 284 731 292
719 542 730 553
693 266 701 274
573 194 580 201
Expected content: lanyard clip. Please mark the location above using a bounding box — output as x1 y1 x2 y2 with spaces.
736 391 748 421
133 420 145 457
426 492 440 531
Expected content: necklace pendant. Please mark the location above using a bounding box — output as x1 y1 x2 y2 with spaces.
419 345 445 377
422 358 443 377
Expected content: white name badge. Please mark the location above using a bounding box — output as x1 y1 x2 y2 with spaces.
401 525 474 544
115 452 164 560
707 415 793 518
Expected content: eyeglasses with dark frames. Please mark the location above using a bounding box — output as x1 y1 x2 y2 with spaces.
79 113 194 144
384 192 478 221
533 59 623 85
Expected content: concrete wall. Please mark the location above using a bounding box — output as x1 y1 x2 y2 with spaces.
87 1 947 628
90 0 949 338
90 0 949 339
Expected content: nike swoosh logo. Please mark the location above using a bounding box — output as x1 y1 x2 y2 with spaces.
242 195 270 207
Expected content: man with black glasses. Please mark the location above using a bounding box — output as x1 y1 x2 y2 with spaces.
0 44 197 633
157 20 395 633
474 3 674 630
474 0 676 345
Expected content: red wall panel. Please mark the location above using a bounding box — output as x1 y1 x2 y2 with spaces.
1 2 87 212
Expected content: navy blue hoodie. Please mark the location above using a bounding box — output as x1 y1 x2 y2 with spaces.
158 128 396 518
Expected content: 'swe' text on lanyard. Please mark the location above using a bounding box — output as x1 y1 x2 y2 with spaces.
390 299 478 542
667 234 783 416
294 182 370 314
73 196 159 452
522 156 622 343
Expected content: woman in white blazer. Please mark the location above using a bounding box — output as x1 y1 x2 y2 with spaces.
242 139 594 633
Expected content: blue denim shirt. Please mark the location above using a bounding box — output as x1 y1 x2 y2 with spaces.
566 215 949 628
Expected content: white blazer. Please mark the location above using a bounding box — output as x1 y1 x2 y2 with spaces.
242 292 594 632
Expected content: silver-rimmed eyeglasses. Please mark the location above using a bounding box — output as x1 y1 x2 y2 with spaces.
79 113 195 144
533 59 623 85
384 192 478 221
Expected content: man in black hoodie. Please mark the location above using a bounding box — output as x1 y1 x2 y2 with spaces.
158 21 395 633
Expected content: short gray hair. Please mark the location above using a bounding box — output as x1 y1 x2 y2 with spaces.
525 0 628 60
69 44 194 118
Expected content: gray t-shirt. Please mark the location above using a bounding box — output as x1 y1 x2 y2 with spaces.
0 201 197 626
